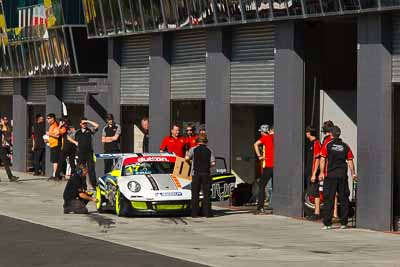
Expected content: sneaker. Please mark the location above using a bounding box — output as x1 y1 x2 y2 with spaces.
254 208 265 215
340 225 348 229
321 225 332 230
9 176 19 182
307 214 320 221
47 176 56 181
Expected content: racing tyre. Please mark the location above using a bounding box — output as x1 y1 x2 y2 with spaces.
96 186 106 213
115 189 130 217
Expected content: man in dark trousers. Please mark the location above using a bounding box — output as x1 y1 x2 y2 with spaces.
63 163 98 214
101 114 121 173
305 126 321 220
0 117 18 182
319 126 357 229
32 114 46 176
68 118 99 189
55 118 77 180
253 124 274 214
185 133 216 218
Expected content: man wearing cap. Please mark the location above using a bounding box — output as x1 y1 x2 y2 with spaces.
199 124 206 135
319 126 357 230
253 124 274 214
185 133 216 217
101 114 121 173
160 124 186 158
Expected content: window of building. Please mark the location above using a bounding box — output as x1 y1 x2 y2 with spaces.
381 0 400 7
215 0 230 23
110 0 124 33
321 0 340 13
191 0 215 25
287 0 303 15
304 0 322 14
272 0 288 17
257 0 271 19
100 0 116 34
164 0 178 29
176 0 190 28
227 0 244 22
141 0 156 30
131 0 144 32
93 0 105 35
340 0 360 10
242 0 257 20
360 0 378 8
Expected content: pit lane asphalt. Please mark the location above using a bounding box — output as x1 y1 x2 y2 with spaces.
1 170 400 267
0 215 206 267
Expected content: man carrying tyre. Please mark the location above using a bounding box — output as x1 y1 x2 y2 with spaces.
319 126 357 230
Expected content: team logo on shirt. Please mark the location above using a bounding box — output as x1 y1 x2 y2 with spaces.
331 144 344 152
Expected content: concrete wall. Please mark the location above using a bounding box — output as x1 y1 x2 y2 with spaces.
320 89 357 194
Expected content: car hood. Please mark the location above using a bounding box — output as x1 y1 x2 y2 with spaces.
118 173 191 191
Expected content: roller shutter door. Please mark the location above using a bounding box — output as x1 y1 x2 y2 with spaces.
62 77 87 103
0 79 14 95
120 35 150 105
230 24 275 104
171 30 206 100
393 16 400 83
27 79 47 104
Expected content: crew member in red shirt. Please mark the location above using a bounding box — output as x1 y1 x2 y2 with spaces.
253 124 274 214
160 124 186 157
320 120 334 151
185 123 198 150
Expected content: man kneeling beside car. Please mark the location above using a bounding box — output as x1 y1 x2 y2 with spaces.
63 163 97 214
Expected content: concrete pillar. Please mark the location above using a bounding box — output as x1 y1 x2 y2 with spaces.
45 78 62 176
85 92 108 178
205 29 231 168
357 14 392 231
149 33 171 153
273 21 305 217
107 39 121 123
12 79 28 172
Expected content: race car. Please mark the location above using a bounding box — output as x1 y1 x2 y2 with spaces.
95 153 236 217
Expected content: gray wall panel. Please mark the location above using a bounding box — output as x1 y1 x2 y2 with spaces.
171 30 206 100
273 21 305 217
231 24 275 104
393 15 400 82
120 35 150 105
12 80 28 172
0 79 14 95
62 77 87 103
358 14 393 231
27 79 48 104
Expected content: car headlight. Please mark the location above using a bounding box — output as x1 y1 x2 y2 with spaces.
128 181 141 193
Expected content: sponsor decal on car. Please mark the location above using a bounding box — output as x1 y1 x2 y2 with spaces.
124 156 176 165
155 192 183 197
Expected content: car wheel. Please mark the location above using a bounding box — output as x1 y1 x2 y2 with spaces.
304 192 325 217
96 186 106 213
115 189 130 217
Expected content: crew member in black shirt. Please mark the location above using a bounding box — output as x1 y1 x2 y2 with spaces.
32 114 46 176
141 117 149 153
68 117 99 188
63 163 97 214
102 114 121 173
319 126 357 229
186 133 216 218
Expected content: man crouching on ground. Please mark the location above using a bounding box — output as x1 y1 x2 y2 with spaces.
63 163 97 214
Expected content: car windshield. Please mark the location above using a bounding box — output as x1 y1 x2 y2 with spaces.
122 162 175 176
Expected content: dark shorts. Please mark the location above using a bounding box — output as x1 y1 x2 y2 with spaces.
307 181 320 198
50 147 60 163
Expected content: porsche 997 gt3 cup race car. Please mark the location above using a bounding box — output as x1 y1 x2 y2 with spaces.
95 153 236 217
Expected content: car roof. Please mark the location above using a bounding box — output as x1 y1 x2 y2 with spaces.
120 153 175 160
